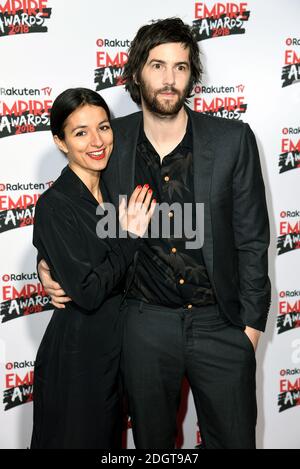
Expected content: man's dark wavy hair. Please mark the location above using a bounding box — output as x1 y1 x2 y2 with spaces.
123 17 202 105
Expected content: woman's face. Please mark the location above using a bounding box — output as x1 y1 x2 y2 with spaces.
54 104 113 173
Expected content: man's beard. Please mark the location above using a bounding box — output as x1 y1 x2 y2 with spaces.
139 79 190 116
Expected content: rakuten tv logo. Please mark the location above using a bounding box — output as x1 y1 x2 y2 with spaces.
277 290 300 335
0 86 53 138
277 211 300 256
3 361 34 411
282 38 300 88
279 127 300 173
193 84 247 120
0 0 52 37
94 38 130 91
192 2 250 41
0 271 52 323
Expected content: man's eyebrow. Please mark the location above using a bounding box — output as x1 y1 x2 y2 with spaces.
148 59 189 66
148 59 166 64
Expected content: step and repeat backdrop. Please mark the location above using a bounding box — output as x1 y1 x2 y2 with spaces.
0 0 299 449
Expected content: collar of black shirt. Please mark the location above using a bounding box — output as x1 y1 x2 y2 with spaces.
138 114 193 159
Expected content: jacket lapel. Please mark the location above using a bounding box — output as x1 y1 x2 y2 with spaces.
117 116 141 198
186 107 215 282
102 112 142 206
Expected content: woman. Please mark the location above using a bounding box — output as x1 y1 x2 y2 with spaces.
30 88 155 449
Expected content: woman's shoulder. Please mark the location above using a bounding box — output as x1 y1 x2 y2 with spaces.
35 171 77 220
37 167 76 206
35 190 78 235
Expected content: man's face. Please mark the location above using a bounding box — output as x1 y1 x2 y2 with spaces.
139 42 191 116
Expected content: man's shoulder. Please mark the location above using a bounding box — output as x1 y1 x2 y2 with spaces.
111 111 142 132
188 108 246 133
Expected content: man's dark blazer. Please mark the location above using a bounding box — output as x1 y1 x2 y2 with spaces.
102 106 271 332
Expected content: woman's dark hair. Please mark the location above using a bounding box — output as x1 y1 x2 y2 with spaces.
123 17 202 105
50 88 111 140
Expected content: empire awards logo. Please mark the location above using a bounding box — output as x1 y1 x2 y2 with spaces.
193 83 247 120
0 0 52 37
277 290 300 335
0 86 53 138
0 271 52 323
282 38 300 88
192 2 250 41
279 127 300 173
277 211 300 256
278 371 300 413
94 37 130 91
0 180 52 234
3 360 34 410
278 361 300 413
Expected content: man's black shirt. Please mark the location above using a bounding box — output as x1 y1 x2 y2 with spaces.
126 118 216 308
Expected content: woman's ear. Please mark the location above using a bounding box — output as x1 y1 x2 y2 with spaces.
53 135 68 154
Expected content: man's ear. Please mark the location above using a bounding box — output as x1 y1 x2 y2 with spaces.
53 135 68 154
133 73 139 85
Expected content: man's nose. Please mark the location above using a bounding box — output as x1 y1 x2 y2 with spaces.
163 67 175 86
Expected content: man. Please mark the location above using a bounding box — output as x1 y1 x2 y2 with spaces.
38 18 271 449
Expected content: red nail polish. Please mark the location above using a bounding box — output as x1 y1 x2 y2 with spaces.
137 185 142 189
144 184 149 189
148 189 153 194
